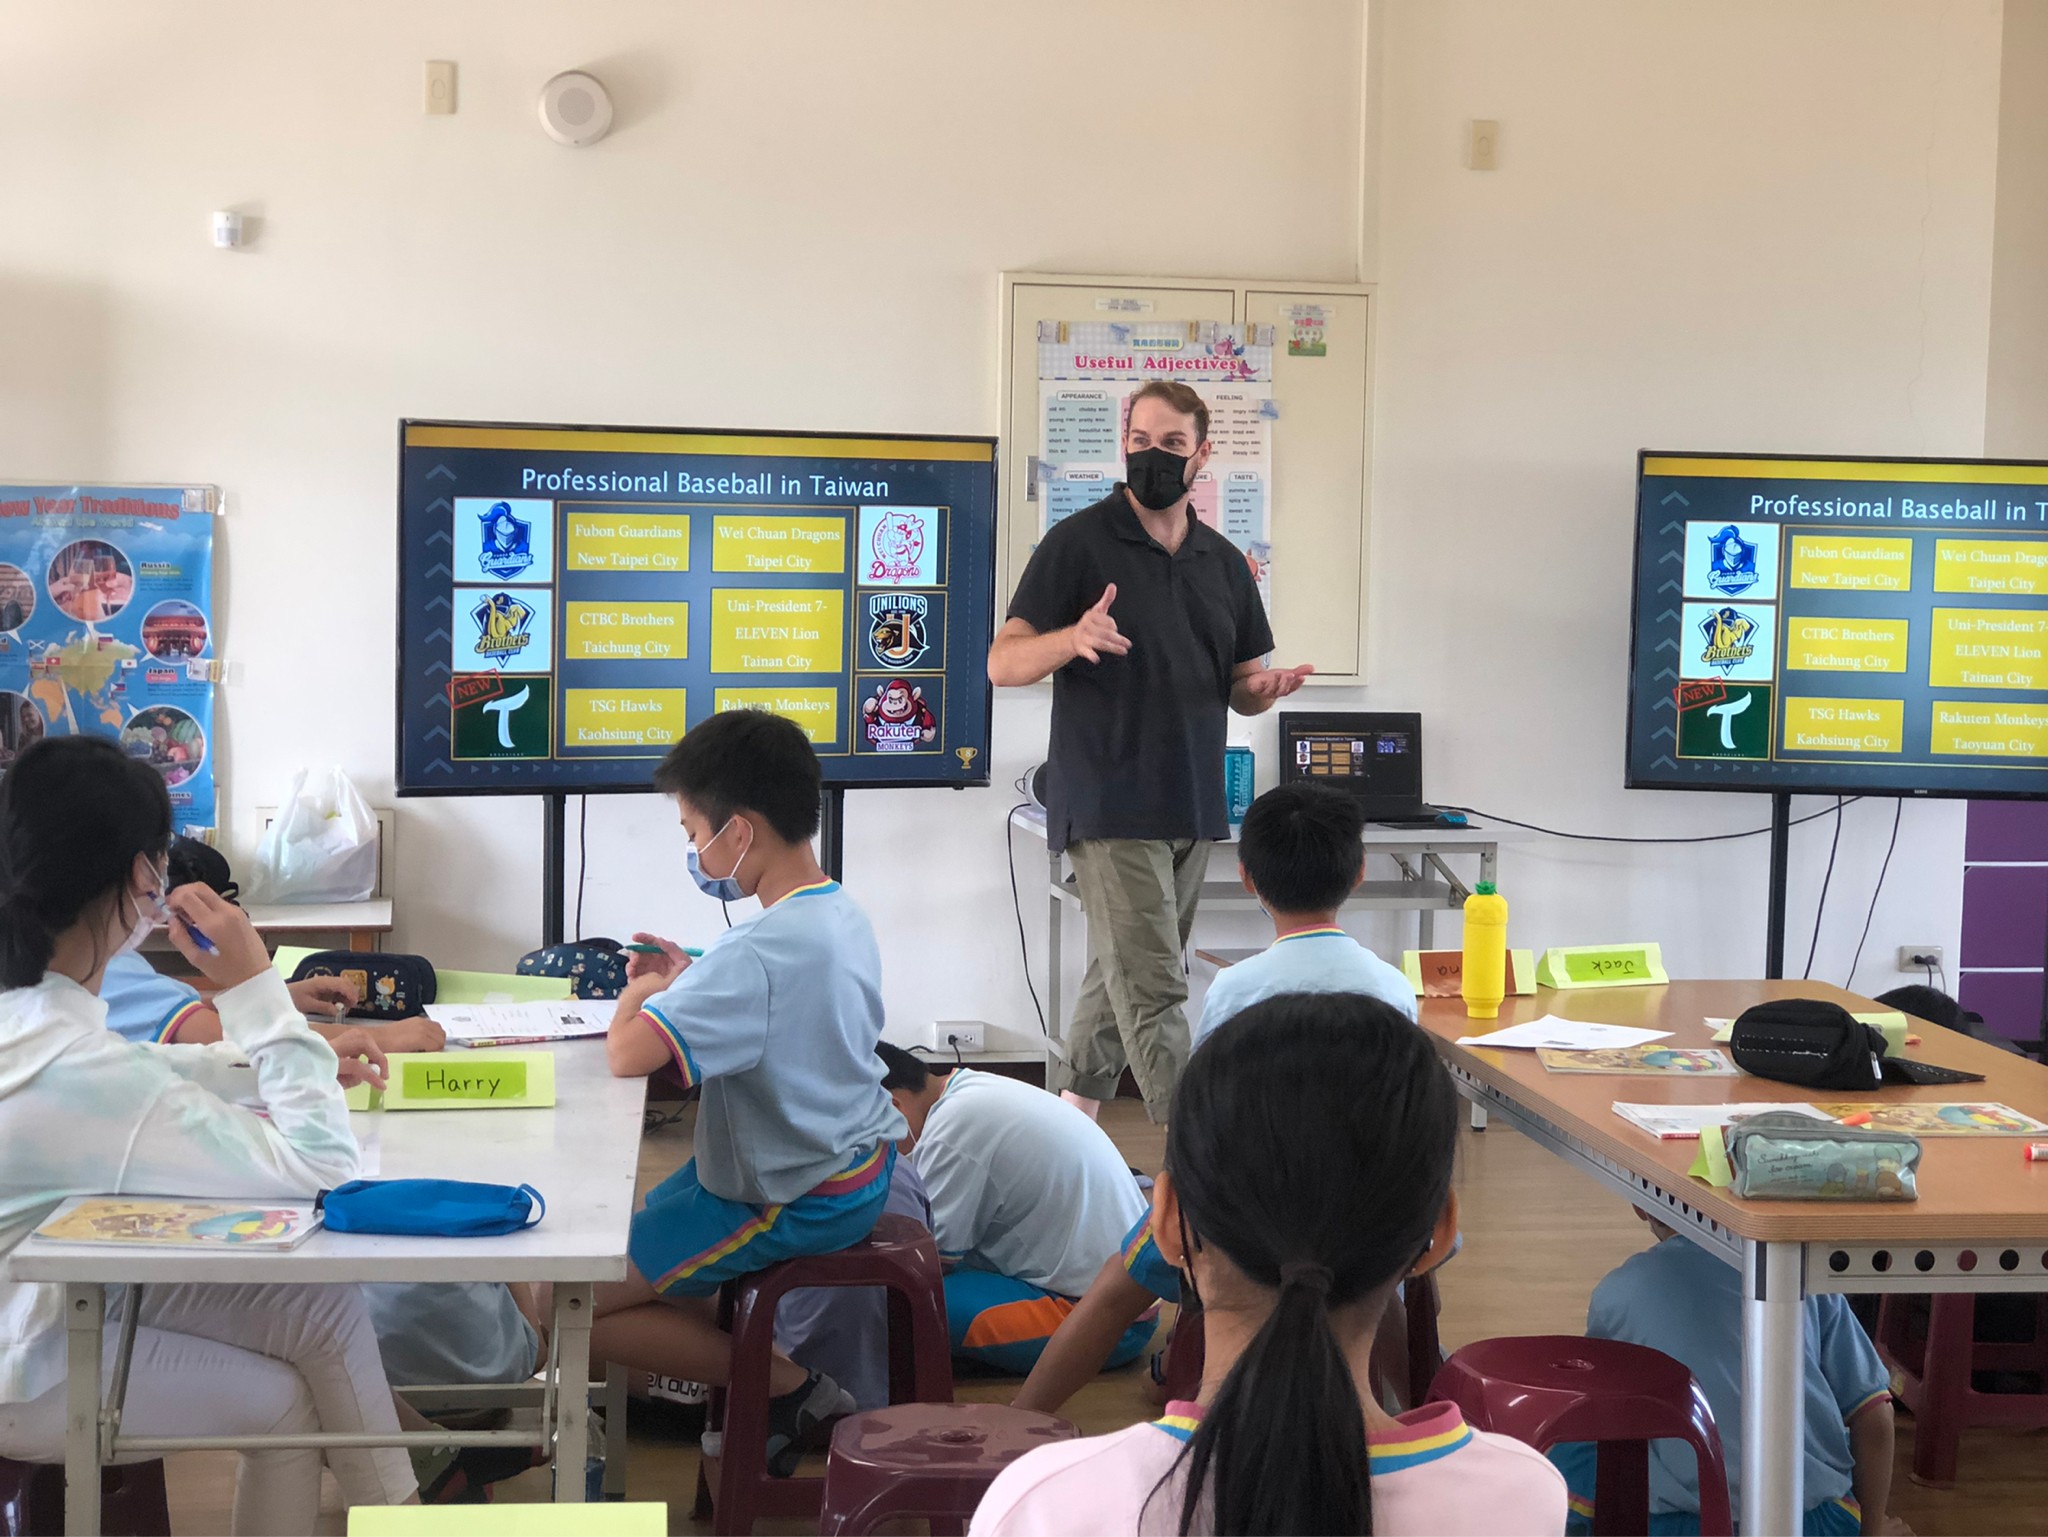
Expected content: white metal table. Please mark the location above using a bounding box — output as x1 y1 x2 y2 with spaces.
7 1039 645 1534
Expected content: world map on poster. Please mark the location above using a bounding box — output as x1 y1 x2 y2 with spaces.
0 485 218 835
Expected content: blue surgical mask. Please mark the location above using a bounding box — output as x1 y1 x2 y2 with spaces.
686 818 750 903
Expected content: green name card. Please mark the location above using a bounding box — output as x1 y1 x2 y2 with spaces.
362 1051 557 1111
1536 943 1669 990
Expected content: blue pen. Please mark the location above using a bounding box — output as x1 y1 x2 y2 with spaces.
153 890 218 954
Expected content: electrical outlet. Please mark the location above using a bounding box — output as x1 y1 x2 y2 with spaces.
933 1020 986 1054
1897 945 1944 972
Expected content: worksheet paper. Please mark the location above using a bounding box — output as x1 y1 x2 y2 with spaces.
1455 1017 1673 1051
424 999 615 1043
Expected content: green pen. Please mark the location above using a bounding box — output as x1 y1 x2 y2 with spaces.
624 943 704 957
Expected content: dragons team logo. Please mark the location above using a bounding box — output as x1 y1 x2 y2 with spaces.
868 510 927 583
1697 606 1758 674
477 501 535 580
861 678 938 752
470 591 536 668
866 593 930 668
1704 524 1759 595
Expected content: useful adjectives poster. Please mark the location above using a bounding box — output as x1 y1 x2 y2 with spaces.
0 485 218 835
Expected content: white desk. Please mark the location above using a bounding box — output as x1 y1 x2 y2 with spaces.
1010 806 1500 1065
8 1040 645 1534
245 899 396 954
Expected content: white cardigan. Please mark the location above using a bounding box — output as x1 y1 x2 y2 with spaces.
0 967 359 1403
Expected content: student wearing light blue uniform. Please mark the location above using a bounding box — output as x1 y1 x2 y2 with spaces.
1193 781 1415 1048
596 712 907 1476
1549 1212 1900 1536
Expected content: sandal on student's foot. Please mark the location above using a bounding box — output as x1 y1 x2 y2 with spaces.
762 1370 855 1478
420 1444 547 1504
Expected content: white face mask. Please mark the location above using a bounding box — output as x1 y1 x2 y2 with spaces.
116 861 168 957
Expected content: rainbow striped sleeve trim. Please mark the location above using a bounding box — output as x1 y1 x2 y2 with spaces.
1846 1388 1891 1421
634 1003 702 1086
654 1202 788 1292
1829 1497 1863 1523
156 999 208 1044
774 879 840 906
1274 926 1348 943
1151 1413 1202 1445
1121 1220 1156 1274
1367 1419 1474 1473
1567 1493 1596 1520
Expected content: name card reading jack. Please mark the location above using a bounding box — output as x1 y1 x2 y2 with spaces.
383 1052 556 1111
1536 943 1669 990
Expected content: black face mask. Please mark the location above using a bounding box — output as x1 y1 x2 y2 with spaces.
1125 447 1192 511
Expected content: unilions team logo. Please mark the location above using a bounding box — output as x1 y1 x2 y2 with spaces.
862 678 938 752
477 501 535 581
471 591 536 668
1697 607 1758 674
1704 524 1760 596
868 511 926 583
866 593 930 668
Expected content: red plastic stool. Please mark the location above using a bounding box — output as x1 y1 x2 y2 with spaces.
0 1457 172 1537
1429 1336 1732 1537
816 1403 1077 1536
1877 1292 2048 1487
693 1213 953 1535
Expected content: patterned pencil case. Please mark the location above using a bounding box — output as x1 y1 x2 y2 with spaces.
1724 1111 1920 1201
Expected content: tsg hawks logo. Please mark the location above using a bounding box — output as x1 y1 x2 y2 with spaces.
470 591 536 668
862 678 938 752
866 593 930 668
868 511 926 583
477 501 535 580
1704 524 1759 595
1697 607 1757 674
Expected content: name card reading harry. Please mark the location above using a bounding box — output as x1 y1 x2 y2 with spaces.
350 1052 557 1112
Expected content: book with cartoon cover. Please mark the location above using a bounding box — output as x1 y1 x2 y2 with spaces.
31 1197 323 1250
1539 1046 1737 1076
1811 1102 2048 1138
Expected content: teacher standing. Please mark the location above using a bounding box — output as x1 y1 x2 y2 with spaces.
989 380 1312 1123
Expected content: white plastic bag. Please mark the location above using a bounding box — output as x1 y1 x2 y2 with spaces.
248 767 379 904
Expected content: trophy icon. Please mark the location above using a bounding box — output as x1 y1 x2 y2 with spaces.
954 746 979 772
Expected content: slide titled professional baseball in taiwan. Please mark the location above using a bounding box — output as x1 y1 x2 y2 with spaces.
1626 453 2048 797
395 422 997 794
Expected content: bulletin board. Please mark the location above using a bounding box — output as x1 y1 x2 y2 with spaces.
998 272 1375 679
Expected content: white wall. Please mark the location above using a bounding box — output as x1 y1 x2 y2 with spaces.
1989 0 2048 459
1361 0 2002 993
0 0 2015 1049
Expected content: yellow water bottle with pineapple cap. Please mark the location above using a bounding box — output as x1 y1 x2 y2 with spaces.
1461 880 1509 1020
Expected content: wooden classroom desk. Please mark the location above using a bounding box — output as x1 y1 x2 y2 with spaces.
1418 981 2048 1537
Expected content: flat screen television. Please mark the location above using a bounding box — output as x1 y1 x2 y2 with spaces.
395 420 997 795
1625 450 2048 798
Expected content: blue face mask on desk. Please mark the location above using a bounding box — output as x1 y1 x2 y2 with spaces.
687 817 751 903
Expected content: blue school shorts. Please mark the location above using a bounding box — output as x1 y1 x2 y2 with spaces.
1547 1442 1861 1536
1118 1213 1180 1304
631 1146 894 1298
944 1268 1156 1375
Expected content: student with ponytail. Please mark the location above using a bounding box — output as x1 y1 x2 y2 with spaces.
0 737 417 1533
973 993 1566 1536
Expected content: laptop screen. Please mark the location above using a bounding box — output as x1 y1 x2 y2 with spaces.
1278 712 1423 813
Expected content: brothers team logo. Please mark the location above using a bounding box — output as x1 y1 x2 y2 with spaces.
1704 524 1759 595
866 593 930 668
471 591 536 668
1697 607 1757 675
476 501 535 581
868 511 926 583
862 678 938 752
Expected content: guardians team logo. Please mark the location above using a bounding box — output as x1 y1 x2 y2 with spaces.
476 501 535 581
861 678 938 752
1704 524 1759 595
1696 606 1758 675
866 593 930 668
470 591 536 668
868 511 926 583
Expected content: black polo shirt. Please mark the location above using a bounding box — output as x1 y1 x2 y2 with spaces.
1008 489 1274 852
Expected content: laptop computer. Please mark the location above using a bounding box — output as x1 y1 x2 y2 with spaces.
1277 711 1451 827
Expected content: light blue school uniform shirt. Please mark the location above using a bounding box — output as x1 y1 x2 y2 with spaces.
100 952 207 1044
1588 1232 1890 1517
1194 928 1417 1045
636 879 907 1206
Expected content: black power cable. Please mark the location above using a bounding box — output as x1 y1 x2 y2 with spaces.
1802 798 1844 980
1437 799 1865 845
1847 800 1904 991
1004 803 1050 1038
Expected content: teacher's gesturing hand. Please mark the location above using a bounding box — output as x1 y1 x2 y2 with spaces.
1070 585 1132 664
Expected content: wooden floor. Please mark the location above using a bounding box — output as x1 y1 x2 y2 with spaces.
165 1099 2048 1534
